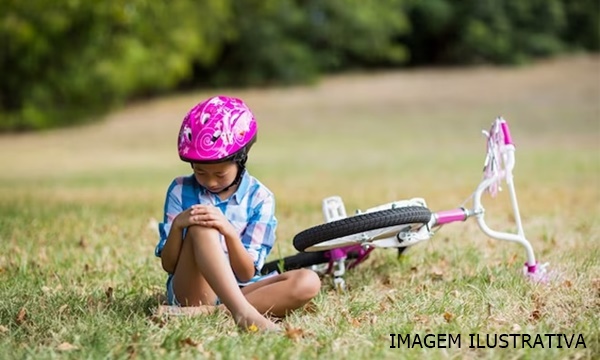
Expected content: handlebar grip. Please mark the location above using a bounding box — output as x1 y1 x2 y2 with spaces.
500 120 513 145
435 208 468 225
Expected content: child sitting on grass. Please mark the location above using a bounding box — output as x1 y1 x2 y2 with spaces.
155 95 321 331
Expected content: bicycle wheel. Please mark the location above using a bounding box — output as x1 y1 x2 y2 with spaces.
260 250 361 274
261 252 329 274
293 206 432 252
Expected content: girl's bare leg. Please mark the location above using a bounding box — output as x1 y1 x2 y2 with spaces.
172 225 279 330
241 269 321 317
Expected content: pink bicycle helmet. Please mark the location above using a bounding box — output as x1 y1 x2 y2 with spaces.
177 95 257 164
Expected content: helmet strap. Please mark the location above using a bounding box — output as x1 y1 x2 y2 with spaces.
194 143 252 196
208 162 245 195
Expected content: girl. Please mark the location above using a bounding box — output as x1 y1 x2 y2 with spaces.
155 95 321 331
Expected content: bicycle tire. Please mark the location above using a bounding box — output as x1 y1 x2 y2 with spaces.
261 250 365 274
261 251 330 274
293 206 432 252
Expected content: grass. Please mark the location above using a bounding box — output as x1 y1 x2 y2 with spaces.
1 54 599 359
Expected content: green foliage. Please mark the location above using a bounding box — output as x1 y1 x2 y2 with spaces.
205 0 319 86
458 0 567 63
401 0 455 64
201 0 409 86
304 0 410 70
0 0 598 131
561 0 600 51
403 0 577 65
0 0 232 131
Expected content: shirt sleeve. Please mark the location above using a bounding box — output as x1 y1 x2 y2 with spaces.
241 193 277 272
155 179 183 257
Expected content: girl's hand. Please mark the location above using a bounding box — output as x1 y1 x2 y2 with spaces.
173 205 209 229
177 205 234 236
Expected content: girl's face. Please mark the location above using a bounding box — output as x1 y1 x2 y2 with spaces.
192 161 238 194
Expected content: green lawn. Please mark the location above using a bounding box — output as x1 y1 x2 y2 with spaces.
1 55 599 359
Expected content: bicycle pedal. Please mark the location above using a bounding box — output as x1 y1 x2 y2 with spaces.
322 196 347 223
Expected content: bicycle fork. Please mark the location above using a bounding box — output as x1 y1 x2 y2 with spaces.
322 196 350 290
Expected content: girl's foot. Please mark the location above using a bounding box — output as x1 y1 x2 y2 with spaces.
234 309 281 332
156 306 281 332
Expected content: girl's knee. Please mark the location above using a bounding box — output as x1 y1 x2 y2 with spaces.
291 269 321 300
186 225 220 239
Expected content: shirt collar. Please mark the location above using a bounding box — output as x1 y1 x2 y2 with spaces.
196 169 250 204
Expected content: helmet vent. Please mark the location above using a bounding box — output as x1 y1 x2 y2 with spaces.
201 113 210 125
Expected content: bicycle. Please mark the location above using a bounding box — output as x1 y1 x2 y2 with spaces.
261 117 550 289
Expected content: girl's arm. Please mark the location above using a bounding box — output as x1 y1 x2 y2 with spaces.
156 178 186 274
235 195 277 280
222 226 257 282
160 218 185 273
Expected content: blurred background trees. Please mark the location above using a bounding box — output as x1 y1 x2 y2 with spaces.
1 0 598 131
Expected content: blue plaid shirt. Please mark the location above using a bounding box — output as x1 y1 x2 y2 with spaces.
155 170 277 283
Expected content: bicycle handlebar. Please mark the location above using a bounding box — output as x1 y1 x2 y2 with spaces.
432 118 539 276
